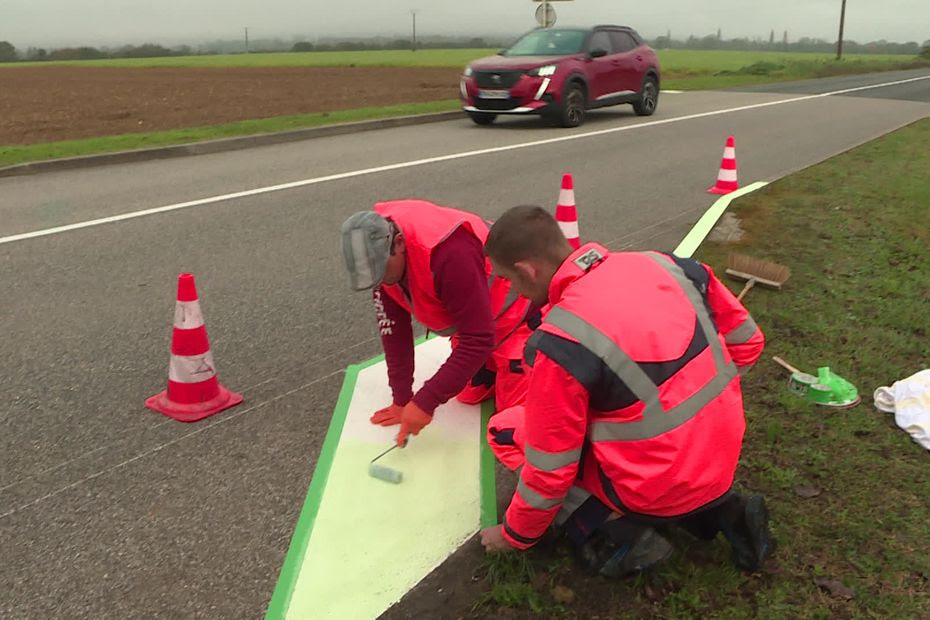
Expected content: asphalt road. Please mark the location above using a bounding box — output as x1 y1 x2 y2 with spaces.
2 69 929 619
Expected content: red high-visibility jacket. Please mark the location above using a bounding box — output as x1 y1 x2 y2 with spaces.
374 200 528 353
502 243 764 549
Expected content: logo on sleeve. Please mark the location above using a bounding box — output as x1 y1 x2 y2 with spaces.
573 248 604 272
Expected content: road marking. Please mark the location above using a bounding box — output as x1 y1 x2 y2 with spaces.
2 74 928 248
674 181 769 258
267 338 481 620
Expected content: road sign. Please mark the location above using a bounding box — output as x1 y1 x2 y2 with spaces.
535 3 556 27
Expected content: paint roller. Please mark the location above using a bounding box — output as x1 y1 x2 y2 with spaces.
368 439 406 484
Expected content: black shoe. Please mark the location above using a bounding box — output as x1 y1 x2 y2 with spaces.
600 527 674 578
721 495 774 571
577 524 673 578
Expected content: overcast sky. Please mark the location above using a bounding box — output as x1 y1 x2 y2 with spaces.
2 0 928 49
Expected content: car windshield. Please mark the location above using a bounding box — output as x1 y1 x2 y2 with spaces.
504 29 587 56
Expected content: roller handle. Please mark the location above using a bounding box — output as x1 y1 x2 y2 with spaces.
371 443 398 463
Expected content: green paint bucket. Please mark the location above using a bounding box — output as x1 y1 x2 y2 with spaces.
787 366 860 408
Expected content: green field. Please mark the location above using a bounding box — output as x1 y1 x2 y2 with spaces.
2 48 924 76
661 49 919 73
659 50 929 89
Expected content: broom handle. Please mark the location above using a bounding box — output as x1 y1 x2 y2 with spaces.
772 356 802 375
736 278 756 301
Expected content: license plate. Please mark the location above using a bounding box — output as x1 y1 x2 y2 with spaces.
478 89 510 99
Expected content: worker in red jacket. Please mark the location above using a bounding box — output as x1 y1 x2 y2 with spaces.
479 205 772 577
340 200 535 446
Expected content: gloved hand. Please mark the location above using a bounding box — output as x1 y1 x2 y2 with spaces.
370 403 404 426
396 401 432 447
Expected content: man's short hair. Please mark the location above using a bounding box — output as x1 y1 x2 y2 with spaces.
485 205 572 267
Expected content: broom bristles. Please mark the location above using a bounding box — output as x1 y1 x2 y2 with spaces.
726 253 791 287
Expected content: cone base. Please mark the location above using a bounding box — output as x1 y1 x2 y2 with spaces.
708 185 737 195
145 384 244 422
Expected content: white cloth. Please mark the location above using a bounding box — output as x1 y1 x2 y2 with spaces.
874 369 930 451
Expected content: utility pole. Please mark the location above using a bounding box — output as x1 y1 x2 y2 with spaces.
836 0 847 60
244 27 250 53
411 10 418 52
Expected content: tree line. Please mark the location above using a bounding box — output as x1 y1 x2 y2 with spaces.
0 37 503 61
0 42 193 62
650 32 929 56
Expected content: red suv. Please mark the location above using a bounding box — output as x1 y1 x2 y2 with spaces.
460 25 661 127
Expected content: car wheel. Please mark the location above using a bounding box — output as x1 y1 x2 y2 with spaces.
633 76 659 116
468 111 497 126
557 83 586 128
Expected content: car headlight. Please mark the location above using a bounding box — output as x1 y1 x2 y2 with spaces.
529 64 557 77
464 66 473 77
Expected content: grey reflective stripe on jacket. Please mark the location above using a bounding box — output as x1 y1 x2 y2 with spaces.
537 252 736 442
525 445 583 472
487 270 522 322
725 316 759 345
494 284 522 321
516 477 565 510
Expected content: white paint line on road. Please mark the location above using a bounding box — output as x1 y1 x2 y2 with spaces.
2 73 928 248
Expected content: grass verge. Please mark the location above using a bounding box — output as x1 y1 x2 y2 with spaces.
471 119 930 618
0 100 459 169
1 48 923 74
663 53 930 89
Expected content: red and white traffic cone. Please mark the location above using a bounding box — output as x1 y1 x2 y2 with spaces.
708 135 739 195
555 173 580 249
145 273 243 422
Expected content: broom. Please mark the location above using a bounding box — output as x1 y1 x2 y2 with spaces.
726 253 791 301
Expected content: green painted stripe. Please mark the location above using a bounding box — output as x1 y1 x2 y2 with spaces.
674 181 769 258
265 364 359 620
479 400 498 528
265 332 452 617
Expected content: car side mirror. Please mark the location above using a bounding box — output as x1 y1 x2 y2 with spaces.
589 48 609 58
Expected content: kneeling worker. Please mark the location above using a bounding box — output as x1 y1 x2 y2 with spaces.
479 205 773 576
341 200 535 447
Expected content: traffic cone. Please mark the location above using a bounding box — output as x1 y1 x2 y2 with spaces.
145 273 243 422
708 135 739 195
555 173 581 249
